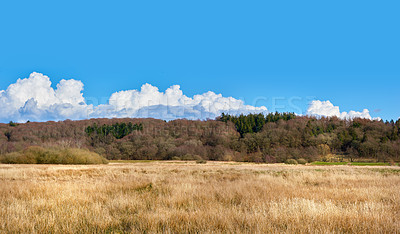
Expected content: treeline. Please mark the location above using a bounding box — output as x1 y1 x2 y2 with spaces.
218 112 296 137
0 115 399 163
85 122 143 145
218 114 400 163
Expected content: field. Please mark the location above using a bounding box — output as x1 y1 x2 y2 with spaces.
1 162 400 233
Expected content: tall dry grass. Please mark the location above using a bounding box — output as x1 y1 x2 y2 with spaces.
0 162 399 233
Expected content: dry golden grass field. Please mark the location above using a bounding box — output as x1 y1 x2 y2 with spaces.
1 161 400 233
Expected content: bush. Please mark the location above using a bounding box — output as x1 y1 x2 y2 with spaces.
297 158 307 165
0 146 108 164
196 159 207 164
285 159 298 165
171 156 181 161
181 154 194 161
181 154 202 161
0 152 36 164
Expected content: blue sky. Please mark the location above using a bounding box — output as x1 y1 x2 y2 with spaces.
0 0 399 121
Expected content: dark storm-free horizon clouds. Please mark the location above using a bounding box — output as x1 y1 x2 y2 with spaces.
0 72 383 123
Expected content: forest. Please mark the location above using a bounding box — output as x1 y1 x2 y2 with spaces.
0 113 399 163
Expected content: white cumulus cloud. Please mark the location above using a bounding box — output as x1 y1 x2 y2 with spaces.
2 73 383 123
306 100 380 120
0 72 92 122
92 83 268 120
0 72 268 122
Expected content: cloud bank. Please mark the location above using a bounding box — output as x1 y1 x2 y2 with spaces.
0 72 267 122
0 72 381 122
306 100 381 121
0 72 91 122
91 83 268 120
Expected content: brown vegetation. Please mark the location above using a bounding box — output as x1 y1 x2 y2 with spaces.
0 116 399 163
0 162 399 233
0 146 108 164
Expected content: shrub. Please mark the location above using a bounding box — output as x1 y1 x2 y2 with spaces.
58 148 109 164
0 152 36 164
297 158 307 165
181 154 194 161
285 159 298 165
0 146 108 165
196 159 207 164
388 158 396 166
171 156 181 161
330 157 339 163
181 154 202 161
